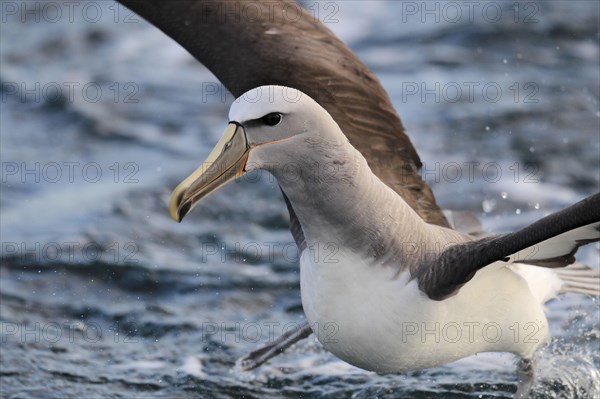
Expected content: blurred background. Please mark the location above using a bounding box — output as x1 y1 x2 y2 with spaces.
1 1 598 397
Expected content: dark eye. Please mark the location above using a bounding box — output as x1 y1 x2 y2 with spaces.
262 113 282 126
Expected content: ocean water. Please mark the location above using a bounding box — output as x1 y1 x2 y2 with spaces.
1 1 599 398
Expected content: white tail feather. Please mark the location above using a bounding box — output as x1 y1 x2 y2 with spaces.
556 263 600 296
511 262 599 304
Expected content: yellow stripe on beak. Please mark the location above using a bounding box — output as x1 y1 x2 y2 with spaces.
169 123 249 222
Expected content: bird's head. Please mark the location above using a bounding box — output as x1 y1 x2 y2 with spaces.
169 85 338 222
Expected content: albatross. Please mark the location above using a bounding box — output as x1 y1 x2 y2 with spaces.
117 0 600 396
168 85 599 397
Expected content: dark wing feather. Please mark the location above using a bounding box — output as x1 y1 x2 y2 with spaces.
417 193 600 300
117 0 450 229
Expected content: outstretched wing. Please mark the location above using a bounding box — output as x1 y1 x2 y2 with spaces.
417 193 600 300
117 0 450 228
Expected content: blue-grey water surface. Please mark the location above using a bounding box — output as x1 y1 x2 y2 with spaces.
1 1 599 398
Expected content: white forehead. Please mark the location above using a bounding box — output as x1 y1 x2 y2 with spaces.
228 85 313 122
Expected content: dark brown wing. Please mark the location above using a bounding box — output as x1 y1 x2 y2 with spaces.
117 0 450 228
416 193 600 300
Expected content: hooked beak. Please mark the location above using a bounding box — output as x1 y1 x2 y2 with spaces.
169 123 249 222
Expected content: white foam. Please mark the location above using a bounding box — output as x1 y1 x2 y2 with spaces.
178 355 205 378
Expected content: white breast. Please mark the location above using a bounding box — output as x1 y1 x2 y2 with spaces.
299 246 549 372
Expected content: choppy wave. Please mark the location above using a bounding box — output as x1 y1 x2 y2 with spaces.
1 1 598 398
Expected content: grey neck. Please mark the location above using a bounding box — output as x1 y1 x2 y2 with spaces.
271 135 467 271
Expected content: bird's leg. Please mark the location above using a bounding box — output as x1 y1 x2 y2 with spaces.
515 357 535 398
237 322 313 370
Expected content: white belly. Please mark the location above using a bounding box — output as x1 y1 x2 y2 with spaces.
299 247 549 372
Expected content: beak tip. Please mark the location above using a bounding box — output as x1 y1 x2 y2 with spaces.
169 200 191 223
168 202 182 223
169 210 182 223
169 188 186 222
178 201 192 222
